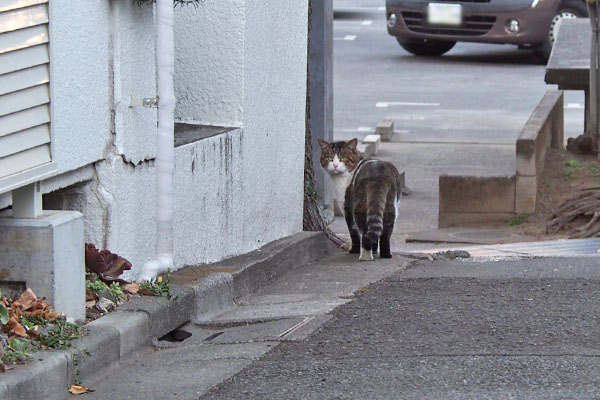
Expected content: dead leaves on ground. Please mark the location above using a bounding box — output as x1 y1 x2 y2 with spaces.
68 384 95 395
2 289 59 339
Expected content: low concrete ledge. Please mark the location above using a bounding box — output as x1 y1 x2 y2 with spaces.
172 231 339 323
439 90 563 227
516 90 563 213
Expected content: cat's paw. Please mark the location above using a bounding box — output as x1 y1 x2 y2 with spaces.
359 248 373 261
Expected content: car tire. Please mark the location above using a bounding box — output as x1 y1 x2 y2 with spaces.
535 0 588 62
396 38 456 56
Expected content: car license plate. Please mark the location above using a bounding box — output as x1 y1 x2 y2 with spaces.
427 3 462 26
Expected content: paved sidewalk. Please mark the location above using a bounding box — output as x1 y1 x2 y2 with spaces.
64 253 411 399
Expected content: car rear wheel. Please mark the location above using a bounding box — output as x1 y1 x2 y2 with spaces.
396 38 456 56
536 0 588 61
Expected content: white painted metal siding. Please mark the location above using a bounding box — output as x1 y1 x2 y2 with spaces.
0 0 55 193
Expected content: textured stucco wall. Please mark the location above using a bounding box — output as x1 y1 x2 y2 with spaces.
48 1 112 173
174 0 244 127
240 0 308 246
48 1 156 169
31 0 307 278
94 152 156 281
166 0 308 270
111 2 158 164
173 130 245 267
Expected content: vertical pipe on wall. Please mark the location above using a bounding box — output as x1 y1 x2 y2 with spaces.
138 0 175 281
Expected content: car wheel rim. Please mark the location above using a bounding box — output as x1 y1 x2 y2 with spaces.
549 12 577 44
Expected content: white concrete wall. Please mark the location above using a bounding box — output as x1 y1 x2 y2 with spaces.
111 2 158 164
42 1 158 279
168 0 308 271
23 0 308 278
173 130 245 267
49 1 112 173
94 153 156 281
240 0 308 246
174 1 244 127
49 1 157 169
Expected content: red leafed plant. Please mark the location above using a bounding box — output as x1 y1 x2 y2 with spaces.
85 243 132 283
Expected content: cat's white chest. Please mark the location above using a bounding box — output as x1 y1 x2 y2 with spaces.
330 171 353 210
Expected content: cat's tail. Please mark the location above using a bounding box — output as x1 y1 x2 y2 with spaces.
364 177 389 246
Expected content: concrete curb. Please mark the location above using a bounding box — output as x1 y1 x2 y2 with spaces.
0 231 339 400
438 90 563 228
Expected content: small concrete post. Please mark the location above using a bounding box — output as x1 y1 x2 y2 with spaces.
0 211 85 321
376 119 395 141
12 182 43 218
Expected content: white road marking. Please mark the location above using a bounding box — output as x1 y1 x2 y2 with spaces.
334 35 357 41
376 102 440 108
361 20 373 26
387 115 426 121
566 103 584 109
340 127 375 133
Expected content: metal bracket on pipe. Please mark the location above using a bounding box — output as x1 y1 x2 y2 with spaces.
129 96 159 108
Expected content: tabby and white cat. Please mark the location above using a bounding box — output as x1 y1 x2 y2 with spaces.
318 138 402 261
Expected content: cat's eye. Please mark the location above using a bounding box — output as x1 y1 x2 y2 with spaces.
327 157 333 161
340 157 346 161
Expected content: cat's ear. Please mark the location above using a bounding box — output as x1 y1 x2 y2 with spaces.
345 138 358 151
317 139 330 150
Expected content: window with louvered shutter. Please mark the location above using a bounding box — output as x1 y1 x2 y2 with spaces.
0 0 56 194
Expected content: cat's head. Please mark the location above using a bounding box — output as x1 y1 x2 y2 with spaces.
317 138 361 175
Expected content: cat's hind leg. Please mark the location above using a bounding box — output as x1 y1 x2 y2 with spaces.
379 211 395 258
354 212 373 261
344 203 361 254
359 235 374 261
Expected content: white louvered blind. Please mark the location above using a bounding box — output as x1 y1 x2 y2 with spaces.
0 0 55 194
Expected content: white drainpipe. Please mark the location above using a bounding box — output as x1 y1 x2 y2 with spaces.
138 0 175 281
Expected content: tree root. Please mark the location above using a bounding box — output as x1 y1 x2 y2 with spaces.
547 189 600 237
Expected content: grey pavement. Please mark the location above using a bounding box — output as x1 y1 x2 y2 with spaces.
66 253 411 399
202 256 600 399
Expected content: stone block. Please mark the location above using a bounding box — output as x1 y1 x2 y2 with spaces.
69 322 120 379
0 351 68 400
118 284 196 339
89 311 151 357
515 175 537 214
439 175 516 214
358 142 375 158
189 272 236 323
376 119 394 141
0 210 85 321
362 134 381 155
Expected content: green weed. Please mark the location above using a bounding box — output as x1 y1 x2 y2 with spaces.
506 214 529 226
86 278 107 294
564 160 580 168
140 271 176 300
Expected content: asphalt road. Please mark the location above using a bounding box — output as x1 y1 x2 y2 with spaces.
329 0 585 242
202 257 600 399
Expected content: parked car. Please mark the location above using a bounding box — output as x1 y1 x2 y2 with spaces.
385 0 588 60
